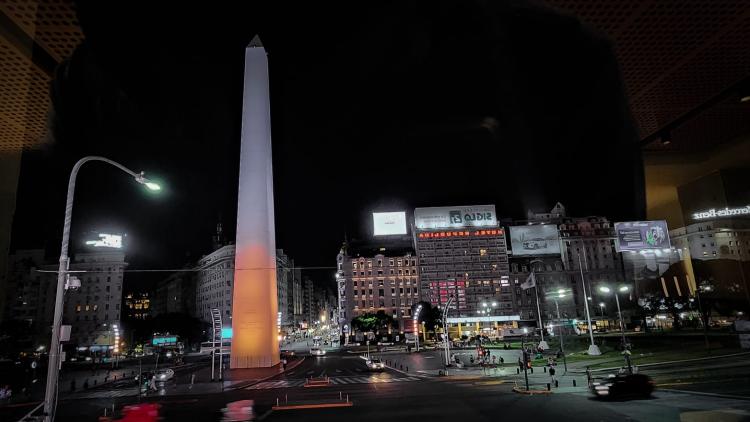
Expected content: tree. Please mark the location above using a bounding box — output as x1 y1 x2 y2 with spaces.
415 301 442 333
351 311 397 334
638 294 688 330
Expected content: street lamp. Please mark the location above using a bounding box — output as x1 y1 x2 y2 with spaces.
413 304 423 352
599 302 606 317
546 289 569 374
599 285 632 373
43 156 160 422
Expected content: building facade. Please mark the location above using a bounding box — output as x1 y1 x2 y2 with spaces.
62 250 128 347
276 249 292 327
124 292 150 320
337 245 419 332
151 269 196 318
3 249 49 349
195 244 235 325
414 205 512 319
509 203 627 331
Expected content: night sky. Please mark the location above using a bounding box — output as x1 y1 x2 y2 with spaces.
11 1 644 288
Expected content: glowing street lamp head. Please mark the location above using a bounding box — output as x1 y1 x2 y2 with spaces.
134 172 161 191
557 289 565 295
599 286 611 293
618 286 629 293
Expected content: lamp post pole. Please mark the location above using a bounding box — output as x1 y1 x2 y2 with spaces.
578 255 600 355
553 298 567 374
42 156 159 422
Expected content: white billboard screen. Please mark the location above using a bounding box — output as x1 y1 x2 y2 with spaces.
85 233 123 249
509 225 561 256
373 212 407 236
414 205 497 230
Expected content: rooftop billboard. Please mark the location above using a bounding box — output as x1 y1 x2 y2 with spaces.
373 212 408 236
508 225 561 256
614 220 671 252
414 205 497 230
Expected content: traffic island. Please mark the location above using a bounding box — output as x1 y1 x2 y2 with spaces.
272 393 353 410
303 377 331 388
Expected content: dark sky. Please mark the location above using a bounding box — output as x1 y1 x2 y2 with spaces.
11 1 644 287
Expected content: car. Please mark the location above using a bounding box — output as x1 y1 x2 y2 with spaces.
366 358 385 371
310 347 326 356
280 349 296 358
591 374 654 399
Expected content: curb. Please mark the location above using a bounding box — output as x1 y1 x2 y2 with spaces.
512 387 552 395
659 388 750 401
580 351 750 373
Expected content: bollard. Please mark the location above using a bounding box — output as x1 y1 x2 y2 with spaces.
573 379 576 387
286 394 288 404
346 394 349 403
544 366 547 373
530 367 533 374
406 366 409 372
555 380 559 388
547 383 551 391
400 364 403 370
340 391 342 400
516 368 519 374
276 398 279 406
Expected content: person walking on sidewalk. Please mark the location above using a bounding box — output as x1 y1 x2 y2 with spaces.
189 373 196 390
549 364 557 387
282 358 288 371
586 366 593 388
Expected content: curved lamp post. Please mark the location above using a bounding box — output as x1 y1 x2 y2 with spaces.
43 156 160 422
599 285 632 373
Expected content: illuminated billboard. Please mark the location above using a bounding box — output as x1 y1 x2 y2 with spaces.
85 233 123 249
373 212 408 236
614 221 670 252
415 205 497 230
509 225 561 256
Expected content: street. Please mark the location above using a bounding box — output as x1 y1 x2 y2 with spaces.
11 348 743 421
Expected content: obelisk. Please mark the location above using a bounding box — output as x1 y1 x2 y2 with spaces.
231 35 279 368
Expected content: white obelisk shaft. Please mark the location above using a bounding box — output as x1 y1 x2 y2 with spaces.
231 35 279 368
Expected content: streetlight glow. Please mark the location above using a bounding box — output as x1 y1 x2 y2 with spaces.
557 289 565 294
599 286 611 293
144 181 161 191
619 286 629 293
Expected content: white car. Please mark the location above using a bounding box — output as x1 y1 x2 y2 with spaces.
366 358 385 371
310 348 326 356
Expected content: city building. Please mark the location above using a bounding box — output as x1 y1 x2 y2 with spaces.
62 248 128 348
3 249 48 349
195 244 235 324
414 205 512 325
150 269 196 318
508 203 627 332
124 292 150 320
337 242 419 332
276 249 292 327
291 266 303 326
303 276 314 326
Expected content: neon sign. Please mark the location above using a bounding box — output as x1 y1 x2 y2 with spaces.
693 206 750 220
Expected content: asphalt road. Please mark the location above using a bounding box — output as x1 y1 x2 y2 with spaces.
5 351 750 421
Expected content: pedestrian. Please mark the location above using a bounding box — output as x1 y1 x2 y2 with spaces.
549 365 557 386
500 356 504 365
586 366 593 388
189 373 196 390
282 358 287 371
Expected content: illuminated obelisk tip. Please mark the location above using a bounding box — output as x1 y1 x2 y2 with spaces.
230 34 280 368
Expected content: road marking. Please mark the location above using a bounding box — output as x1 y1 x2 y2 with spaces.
247 376 422 390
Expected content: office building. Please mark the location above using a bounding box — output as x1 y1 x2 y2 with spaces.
195 244 235 324
124 292 150 320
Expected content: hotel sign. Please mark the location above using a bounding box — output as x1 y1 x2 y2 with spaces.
692 205 750 220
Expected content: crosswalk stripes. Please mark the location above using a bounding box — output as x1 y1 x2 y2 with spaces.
245 376 423 390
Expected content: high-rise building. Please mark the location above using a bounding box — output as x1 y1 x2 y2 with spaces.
303 276 314 325
195 244 235 325
291 266 303 326
62 249 128 348
276 249 292 327
414 205 512 321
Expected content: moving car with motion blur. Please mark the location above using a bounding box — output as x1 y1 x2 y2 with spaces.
310 347 326 356
366 358 385 371
591 374 655 399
